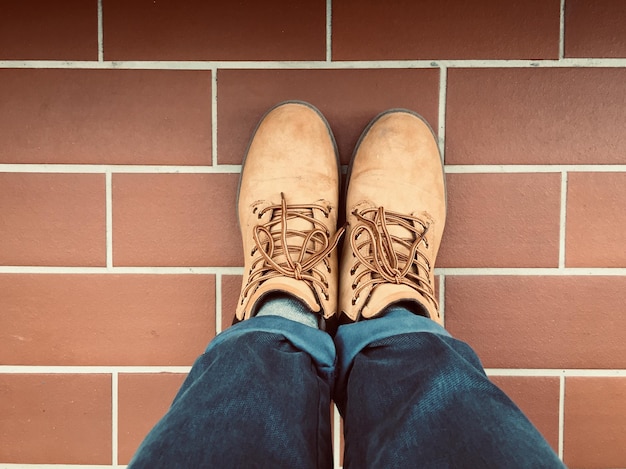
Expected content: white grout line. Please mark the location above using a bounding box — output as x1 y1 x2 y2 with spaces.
0 164 240 173
1 365 623 377
215 273 223 334
437 66 447 161
211 70 218 166
445 164 626 173
2 164 625 175
486 369 626 377
2 58 626 70
0 366 192 374
1 266 625 276
558 374 565 459
97 0 104 62
112 372 119 466
333 403 341 469
0 463 118 469
0 266 245 275
559 0 566 60
559 171 568 268
437 267 626 276
326 0 332 62
438 275 445 326
106 171 113 269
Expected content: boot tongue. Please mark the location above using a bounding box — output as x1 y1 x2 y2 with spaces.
243 199 331 319
361 206 421 270
265 200 325 267
359 283 436 320
246 277 321 319
356 226 438 322
362 217 422 284
379 224 412 270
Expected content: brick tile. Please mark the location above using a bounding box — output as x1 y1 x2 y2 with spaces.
446 68 626 165
0 173 105 266
221 275 243 330
438 173 561 268
332 0 559 60
445 276 626 369
490 376 560 453
0 69 211 165
113 174 240 267
566 172 626 267
0 0 97 60
118 373 188 464
0 275 215 366
104 0 325 61
0 374 111 464
565 0 626 58
217 69 440 165
564 377 626 468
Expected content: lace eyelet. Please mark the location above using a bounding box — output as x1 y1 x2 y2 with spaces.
351 298 357 305
351 284 356 290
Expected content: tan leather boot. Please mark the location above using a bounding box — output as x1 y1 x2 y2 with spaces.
235 102 344 329
339 110 446 325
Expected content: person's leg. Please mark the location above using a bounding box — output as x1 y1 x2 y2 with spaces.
129 298 335 468
130 101 344 467
335 110 564 467
335 306 565 468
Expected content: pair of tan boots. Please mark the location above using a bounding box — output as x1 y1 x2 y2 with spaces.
235 102 446 331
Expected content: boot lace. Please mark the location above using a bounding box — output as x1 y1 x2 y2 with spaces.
349 206 438 308
241 193 344 304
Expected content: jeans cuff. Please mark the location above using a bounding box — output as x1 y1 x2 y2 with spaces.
206 316 337 381
334 307 451 386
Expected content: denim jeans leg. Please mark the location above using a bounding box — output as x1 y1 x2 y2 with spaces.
128 315 336 469
334 307 566 468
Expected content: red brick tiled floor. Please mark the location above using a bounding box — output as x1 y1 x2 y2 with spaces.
1 0 625 467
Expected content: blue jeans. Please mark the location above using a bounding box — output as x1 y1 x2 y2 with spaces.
128 304 565 468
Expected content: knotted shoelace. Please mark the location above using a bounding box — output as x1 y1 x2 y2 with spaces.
349 206 438 308
241 193 345 304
